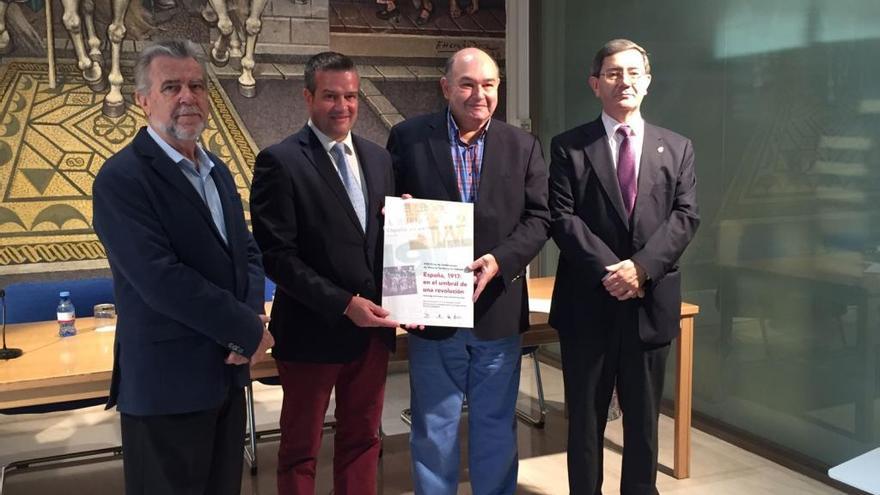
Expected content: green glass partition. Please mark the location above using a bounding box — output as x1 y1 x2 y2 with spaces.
536 0 880 470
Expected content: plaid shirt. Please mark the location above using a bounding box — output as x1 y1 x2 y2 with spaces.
447 110 489 203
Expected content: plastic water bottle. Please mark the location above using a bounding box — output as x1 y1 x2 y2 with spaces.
57 291 77 337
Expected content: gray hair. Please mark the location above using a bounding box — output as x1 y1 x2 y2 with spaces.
134 40 207 94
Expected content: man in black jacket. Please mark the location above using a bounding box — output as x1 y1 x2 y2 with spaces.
93 40 272 495
250 51 397 495
549 39 700 494
387 47 549 495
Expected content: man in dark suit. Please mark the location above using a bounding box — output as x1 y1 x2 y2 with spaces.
92 40 273 495
548 39 700 494
249 52 398 495
387 47 549 494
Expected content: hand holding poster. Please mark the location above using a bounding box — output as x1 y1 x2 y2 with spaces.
382 197 473 327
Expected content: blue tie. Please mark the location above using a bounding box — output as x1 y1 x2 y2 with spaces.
330 142 366 231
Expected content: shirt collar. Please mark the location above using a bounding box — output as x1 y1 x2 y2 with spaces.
601 111 645 139
146 125 213 177
308 119 355 156
446 108 490 146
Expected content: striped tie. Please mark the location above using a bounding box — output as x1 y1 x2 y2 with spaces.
330 142 366 231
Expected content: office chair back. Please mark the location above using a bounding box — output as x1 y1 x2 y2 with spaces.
2 277 114 414
4 278 115 324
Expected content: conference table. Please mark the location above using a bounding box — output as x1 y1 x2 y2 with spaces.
720 253 879 443
0 277 699 479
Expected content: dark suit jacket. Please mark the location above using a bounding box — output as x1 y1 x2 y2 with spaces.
388 112 550 341
548 117 700 344
92 127 266 416
250 126 395 363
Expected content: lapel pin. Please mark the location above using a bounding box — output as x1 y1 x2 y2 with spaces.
657 146 665 153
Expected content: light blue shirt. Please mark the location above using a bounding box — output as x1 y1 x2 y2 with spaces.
146 126 228 244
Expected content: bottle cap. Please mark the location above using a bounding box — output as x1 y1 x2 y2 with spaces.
60 291 70 297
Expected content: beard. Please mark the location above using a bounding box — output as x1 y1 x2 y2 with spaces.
160 105 206 141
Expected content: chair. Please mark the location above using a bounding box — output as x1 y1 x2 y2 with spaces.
1 278 121 492
263 277 277 305
399 346 549 429
3 277 114 414
4 277 114 324
244 277 281 474
515 346 548 428
243 278 382 472
718 221 850 356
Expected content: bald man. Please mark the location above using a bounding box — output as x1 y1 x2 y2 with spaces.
387 48 549 495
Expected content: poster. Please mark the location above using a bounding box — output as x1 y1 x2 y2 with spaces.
382 197 473 328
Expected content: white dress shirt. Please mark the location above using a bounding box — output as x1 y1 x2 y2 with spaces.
601 111 646 179
308 120 365 193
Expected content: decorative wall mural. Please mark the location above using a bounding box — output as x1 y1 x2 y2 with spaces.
0 59 259 273
0 0 508 277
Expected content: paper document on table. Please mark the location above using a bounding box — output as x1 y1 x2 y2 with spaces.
382 197 473 328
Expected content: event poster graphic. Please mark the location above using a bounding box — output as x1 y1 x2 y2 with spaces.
382 197 474 328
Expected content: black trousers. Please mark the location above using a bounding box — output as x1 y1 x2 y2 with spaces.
120 385 246 495
560 308 670 495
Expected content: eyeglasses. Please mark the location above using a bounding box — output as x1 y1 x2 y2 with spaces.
597 69 648 83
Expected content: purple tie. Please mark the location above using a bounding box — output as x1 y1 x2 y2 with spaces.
616 125 637 217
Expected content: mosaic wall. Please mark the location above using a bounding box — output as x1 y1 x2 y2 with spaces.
0 60 258 275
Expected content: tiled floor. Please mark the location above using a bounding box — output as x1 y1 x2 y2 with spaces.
0 360 844 494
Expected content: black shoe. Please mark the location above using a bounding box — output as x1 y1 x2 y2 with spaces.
376 6 400 21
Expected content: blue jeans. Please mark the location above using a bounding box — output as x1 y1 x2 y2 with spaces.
408 330 522 495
